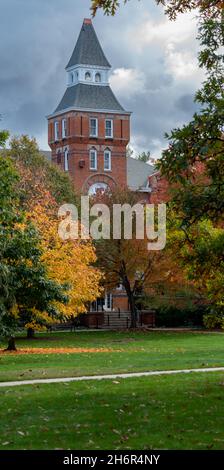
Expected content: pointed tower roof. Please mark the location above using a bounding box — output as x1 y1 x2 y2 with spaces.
66 18 111 69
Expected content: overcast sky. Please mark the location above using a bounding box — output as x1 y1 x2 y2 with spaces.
0 0 204 158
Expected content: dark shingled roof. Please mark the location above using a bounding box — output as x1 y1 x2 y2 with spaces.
55 83 125 113
66 20 111 69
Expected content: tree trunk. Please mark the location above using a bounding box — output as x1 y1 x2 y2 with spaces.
6 336 17 351
123 276 137 328
27 327 35 339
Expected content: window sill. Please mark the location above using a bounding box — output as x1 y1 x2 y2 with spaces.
89 168 98 171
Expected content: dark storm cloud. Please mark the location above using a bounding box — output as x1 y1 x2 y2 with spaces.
0 0 202 155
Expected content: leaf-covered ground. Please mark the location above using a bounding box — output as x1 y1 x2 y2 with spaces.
0 331 224 382
1 372 224 450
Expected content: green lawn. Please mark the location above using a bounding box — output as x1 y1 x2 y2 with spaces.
1 372 224 450
0 331 224 382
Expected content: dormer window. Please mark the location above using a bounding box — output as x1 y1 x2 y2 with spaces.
70 72 74 84
95 73 101 83
85 71 91 81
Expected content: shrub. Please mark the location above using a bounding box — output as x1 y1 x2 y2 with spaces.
155 305 206 327
203 313 224 329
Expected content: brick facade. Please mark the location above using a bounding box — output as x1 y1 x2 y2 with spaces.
48 111 129 193
148 171 171 204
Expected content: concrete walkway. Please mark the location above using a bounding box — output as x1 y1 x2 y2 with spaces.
1 367 224 388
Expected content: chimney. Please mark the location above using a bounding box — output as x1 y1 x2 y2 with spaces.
83 18 92 25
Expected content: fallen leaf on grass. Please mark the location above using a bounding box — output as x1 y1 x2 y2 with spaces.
112 429 121 435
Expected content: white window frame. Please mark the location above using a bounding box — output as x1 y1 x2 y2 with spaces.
104 293 112 311
64 148 69 172
54 121 59 141
104 149 111 171
105 119 113 138
89 148 97 170
90 118 98 137
62 118 67 139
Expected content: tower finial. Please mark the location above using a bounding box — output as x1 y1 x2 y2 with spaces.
83 18 92 25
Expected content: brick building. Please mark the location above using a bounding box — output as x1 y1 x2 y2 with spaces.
47 18 155 327
48 18 132 195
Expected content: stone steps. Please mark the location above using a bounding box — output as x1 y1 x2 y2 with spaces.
101 312 144 329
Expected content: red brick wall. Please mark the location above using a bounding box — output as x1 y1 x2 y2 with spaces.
112 294 129 312
48 111 129 193
148 161 207 204
148 172 171 204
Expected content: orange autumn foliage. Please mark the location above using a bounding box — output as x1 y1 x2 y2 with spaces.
29 203 103 318
11 137 103 320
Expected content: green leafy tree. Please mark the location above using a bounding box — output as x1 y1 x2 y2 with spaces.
0 130 9 148
9 135 79 207
91 0 223 18
159 13 224 224
0 155 68 350
156 10 224 317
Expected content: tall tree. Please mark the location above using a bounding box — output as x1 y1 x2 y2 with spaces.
30 203 103 319
9 135 79 207
159 12 224 224
157 10 224 315
93 187 180 327
0 155 68 349
8 136 103 327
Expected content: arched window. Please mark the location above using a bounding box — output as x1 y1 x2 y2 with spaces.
88 182 108 196
56 148 61 165
95 73 101 83
85 71 91 81
104 149 111 171
89 148 97 170
64 148 69 172
62 118 67 139
54 121 59 141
